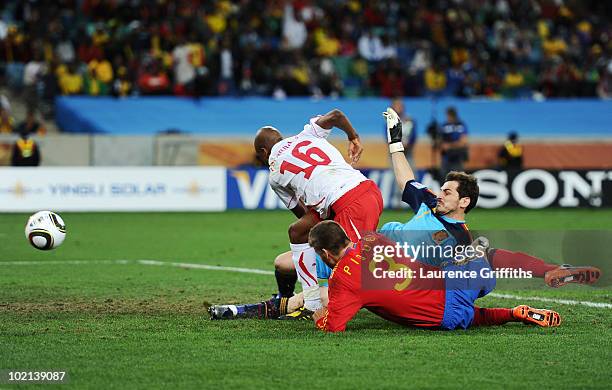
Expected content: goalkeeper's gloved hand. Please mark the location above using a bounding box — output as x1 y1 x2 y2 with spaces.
383 107 404 154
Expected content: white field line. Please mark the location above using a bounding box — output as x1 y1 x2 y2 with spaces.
488 293 612 309
0 259 273 275
136 259 274 275
2 259 610 309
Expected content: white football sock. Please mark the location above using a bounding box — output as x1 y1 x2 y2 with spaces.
302 286 322 312
290 242 322 311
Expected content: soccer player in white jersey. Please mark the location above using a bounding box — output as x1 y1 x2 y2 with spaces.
253 109 383 318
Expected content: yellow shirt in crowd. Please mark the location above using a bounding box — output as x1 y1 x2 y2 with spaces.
542 38 568 57
504 72 524 88
60 72 84 95
425 68 447 91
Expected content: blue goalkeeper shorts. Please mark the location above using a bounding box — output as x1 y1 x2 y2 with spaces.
440 257 496 330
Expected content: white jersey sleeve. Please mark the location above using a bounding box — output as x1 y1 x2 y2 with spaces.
298 117 332 139
270 179 299 210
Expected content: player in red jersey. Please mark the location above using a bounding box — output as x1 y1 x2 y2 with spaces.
254 109 383 316
309 220 561 332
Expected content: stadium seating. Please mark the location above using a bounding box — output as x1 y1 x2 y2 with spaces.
1 0 610 101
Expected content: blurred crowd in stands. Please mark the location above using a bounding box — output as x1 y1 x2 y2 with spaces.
0 0 610 110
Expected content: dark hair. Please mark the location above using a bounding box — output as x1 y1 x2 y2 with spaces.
445 171 479 213
446 106 457 118
308 221 351 256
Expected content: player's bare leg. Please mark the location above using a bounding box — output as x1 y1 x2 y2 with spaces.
274 251 294 273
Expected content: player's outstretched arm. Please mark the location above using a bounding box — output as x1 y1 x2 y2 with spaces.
384 107 415 192
315 109 363 163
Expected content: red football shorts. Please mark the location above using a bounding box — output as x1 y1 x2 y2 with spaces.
331 180 383 242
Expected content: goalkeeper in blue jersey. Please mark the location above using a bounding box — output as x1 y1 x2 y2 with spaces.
375 107 600 285
379 108 477 267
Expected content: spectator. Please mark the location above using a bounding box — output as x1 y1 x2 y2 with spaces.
58 62 83 95
439 106 469 176
23 53 45 88
138 60 170 95
287 57 311 96
90 55 114 86
172 38 198 96
172 39 204 95
447 63 465 97
409 42 431 74
380 34 398 59
16 109 46 136
0 0 608 100
0 95 11 113
503 64 526 97
424 63 447 96
462 59 485 96
55 32 75 64
11 131 41 166
282 4 307 50
113 66 132 97
483 65 503 96
77 36 103 64
339 30 357 56
376 62 405 98
543 34 568 58
350 55 369 92
23 51 45 106
317 57 343 97
40 59 60 111
91 25 110 47
205 2 230 34
84 62 103 95
216 37 236 96
0 107 15 134
314 27 340 57
357 29 384 62
498 131 523 171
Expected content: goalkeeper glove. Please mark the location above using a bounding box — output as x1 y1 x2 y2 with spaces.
383 107 404 154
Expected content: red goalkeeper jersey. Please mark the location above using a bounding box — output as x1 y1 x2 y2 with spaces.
316 239 448 332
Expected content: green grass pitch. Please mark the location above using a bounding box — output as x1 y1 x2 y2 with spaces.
1 209 611 389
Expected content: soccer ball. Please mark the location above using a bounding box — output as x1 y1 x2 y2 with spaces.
25 211 66 250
